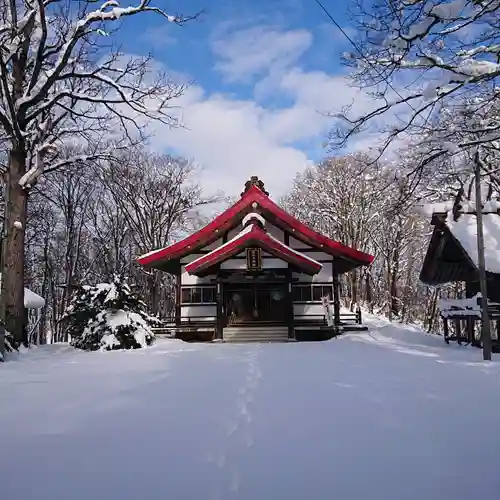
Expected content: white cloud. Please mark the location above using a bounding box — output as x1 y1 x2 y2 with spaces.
211 26 312 83
143 26 381 198
149 87 312 196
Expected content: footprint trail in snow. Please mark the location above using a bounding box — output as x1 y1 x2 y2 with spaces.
206 347 262 497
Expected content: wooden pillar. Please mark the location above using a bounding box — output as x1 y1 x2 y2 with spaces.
443 316 449 343
332 263 341 326
466 316 474 344
175 265 181 327
285 267 294 339
455 318 462 345
216 280 223 340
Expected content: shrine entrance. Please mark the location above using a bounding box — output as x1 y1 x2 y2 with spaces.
224 282 287 325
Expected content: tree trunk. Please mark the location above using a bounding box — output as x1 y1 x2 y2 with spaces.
3 148 28 345
364 269 374 313
38 233 51 345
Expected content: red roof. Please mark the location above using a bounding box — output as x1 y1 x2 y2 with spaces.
137 184 374 271
185 224 323 276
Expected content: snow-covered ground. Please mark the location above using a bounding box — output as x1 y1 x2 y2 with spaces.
1 315 500 500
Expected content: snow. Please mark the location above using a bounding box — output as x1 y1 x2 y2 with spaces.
430 0 467 20
446 212 500 273
406 16 434 39
24 287 45 309
416 201 453 216
438 294 482 318
1 316 500 499
13 220 22 229
186 225 254 269
242 212 266 227
457 59 500 78
266 232 323 268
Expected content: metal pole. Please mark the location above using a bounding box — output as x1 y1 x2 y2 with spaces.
474 150 492 361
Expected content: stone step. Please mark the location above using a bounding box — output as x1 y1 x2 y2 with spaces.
223 327 289 343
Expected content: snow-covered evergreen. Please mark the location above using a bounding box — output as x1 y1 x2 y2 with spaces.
1 330 17 362
64 277 159 351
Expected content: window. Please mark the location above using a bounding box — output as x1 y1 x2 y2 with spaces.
202 287 216 303
181 286 216 304
292 284 333 302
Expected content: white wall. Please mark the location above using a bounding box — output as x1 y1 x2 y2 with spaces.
293 265 333 283
266 224 284 242
262 258 287 268
293 303 325 317
220 259 246 270
203 238 223 250
180 305 216 320
226 219 284 241
220 255 288 270
226 226 241 240
181 254 204 264
289 235 312 249
180 269 215 285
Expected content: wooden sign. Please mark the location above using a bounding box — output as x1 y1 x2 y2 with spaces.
246 247 262 271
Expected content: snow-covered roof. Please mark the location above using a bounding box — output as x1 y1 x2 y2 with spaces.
185 224 323 276
24 288 45 309
446 212 500 273
437 294 482 319
136 182 373 272
242 212 266 227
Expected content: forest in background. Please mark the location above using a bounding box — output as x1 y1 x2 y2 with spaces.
1 0 500 346
2 146 467 344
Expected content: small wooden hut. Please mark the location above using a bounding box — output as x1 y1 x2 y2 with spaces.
420 202 500 347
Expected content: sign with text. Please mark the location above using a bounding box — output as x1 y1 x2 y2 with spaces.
246 247 262 271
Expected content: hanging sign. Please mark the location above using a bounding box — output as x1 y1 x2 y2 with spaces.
246 247 262 271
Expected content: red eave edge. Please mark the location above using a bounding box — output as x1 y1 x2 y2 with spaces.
137 185 374 267
185 225 322 275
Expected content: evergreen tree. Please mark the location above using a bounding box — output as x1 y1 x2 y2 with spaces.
1 329 17 362
64 276 159 351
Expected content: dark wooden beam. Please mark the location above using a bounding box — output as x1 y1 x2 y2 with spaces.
175 264 181 327
216 279 223 340
332 262 341 326
285 266 294 339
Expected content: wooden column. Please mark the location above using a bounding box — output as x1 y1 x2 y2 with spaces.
443 317 449 343
216 280 223 340
455 318 462 345
332 263 341 326
285 267 294 339
175 265 181 327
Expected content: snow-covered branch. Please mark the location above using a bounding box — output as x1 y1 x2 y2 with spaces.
332 0 500 181
0 0 198 189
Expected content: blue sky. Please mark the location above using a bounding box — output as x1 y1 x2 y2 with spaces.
112 0 372 196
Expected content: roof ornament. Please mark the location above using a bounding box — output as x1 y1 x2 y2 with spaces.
242 212 266 228
241 176 269 196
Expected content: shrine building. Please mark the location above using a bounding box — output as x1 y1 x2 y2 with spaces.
137 177 374 342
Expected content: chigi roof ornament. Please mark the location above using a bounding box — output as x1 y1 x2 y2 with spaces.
241 176 269 197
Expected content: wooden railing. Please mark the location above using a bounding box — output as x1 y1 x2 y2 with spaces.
293 310 362 325
155 309 362 334
440 299 500 346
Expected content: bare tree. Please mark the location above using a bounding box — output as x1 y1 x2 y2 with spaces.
100 150 222 315
0 0 198 341
332 0 500 186
282 153 442 326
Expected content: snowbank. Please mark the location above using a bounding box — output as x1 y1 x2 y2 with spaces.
446 212 500 273
24 287 45 309
1 318 499 500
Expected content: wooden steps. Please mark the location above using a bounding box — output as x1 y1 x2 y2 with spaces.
223 326 289 343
